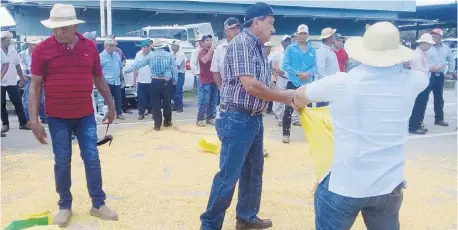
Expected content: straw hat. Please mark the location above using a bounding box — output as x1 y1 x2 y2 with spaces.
104 38 115 45
152 39 166 48
416 33 435 45
41 4 85 29
344 22 412 67
1 31 13 39
320 28 337 39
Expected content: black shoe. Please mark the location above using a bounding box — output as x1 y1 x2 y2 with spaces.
1 124 9 133
176 107 183 113
1 133 5 137
419 124 428 132
435 120 449 126
163 121 172 128
171 104 177 111
123 110 133 114
19 123 32 130
409 128 427 135
138 115 145 120
236 217 272 230
154 126 161 131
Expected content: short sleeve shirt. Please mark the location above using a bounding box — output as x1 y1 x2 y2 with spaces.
210 40 228 75
1 47 21 86
1 49 8 65
305 64 429 198
31 33 103 119
220 29 271 112
198 49 214 84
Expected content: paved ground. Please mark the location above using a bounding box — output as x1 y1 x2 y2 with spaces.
1 90 456 229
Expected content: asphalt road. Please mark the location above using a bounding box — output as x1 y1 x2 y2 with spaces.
1 90 456 158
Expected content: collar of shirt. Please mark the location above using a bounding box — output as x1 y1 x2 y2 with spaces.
51 32 86 44
221 40 228 47
242 28 262 47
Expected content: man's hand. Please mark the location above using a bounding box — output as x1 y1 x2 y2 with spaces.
298 72 310 80
430 65 443 72
445 73 454 79
280 89 295 105
31 122 47 144
102 106 115 124
18 79 26 88
292 86 309 108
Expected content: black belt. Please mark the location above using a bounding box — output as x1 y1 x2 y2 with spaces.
220 104 263 116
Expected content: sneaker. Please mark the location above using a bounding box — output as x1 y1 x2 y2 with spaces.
292 121 301 127
435 120 449 127
282 136 290 144
116 115 125 120
90 205 118 221
409 128 427 135
1 124 9 133
196 121 206 127
138 115 145 120
206 119 215 125
176 107 183 113
123 110 133 114
19 123 32 130
236 217 272 230
53 209 72 227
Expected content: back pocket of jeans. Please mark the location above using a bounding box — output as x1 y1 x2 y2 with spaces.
383 184 404 215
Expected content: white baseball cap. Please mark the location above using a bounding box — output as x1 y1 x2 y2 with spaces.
297 24 309 34
264 41 274 47
416 33 435 45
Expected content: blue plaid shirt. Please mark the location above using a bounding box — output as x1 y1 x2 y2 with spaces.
100 50 123 86
220 29 271 112
125 49 177 82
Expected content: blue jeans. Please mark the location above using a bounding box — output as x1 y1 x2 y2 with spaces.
137 82 152 115
197 83 218 121
200 111 264 229
108 84 122 115
22 80 46 122
173 73 185 108
47 114 106 209
315 175 403 230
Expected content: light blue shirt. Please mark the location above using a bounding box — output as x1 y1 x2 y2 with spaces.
100 50 123 86
125 49 177 83
427 42 455 74
283 42 317 87
20 49 32 79
305 64 429 198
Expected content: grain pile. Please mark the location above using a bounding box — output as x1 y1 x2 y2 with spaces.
1 124 456 229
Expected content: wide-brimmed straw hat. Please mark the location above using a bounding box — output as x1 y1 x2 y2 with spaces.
320 28 337 39
344 22 412 67
416 33 435 45
41 4 85 29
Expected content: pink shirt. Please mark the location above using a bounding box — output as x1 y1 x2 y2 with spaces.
410 48 430 75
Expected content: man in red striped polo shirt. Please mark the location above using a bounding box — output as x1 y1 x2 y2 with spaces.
28 4 118 227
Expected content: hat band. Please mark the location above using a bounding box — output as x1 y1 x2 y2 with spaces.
49 16 77 22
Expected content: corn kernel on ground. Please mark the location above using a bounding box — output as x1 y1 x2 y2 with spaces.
1 124 456 229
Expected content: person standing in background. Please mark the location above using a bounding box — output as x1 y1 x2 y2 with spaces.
170 40 186 113
333 33 349 72
196 35 217 127
82 31 97 45
264 41 275 114
20 39 47 124
282 24 316 144
426 28 455 127
191 40 202 89
1 47 8 137
315 27 340 107
111 36 133 115
100 38 125 120
1 31 31 133
133 39 153 120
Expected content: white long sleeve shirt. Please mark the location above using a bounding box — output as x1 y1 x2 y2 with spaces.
410 48 431 76
315 43 340 80
190 47 201 75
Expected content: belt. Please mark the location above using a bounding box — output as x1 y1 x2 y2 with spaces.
151 77 171 80
220 104 263 116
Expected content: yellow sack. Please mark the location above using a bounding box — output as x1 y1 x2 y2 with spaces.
198 138 220 154
298 107 334 181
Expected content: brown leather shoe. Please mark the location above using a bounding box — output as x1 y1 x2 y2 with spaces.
236 217 272 230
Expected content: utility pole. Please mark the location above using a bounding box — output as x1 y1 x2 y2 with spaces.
100 0 106 37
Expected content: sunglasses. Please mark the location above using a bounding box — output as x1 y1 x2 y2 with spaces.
97 124 113 146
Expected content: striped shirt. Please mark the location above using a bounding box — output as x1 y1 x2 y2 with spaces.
220 29 271 112
125 49 178 82
31 32 103 119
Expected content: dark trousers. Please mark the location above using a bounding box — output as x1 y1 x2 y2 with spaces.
425 72 445 122
282 82 299 136
47 114 106 209
409 87 429 130
137 82 152 115
1 85 27 126
121 87 129 111
151 79 173 128
108 84 122 116
173 73 185 108
200 111 264 229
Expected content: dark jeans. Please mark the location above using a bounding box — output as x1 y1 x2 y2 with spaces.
137 82 152 115
200 111 264 229
316 102 329 107
1 85 27 126
121 87 129 111
22 80 47 122
282 82 299 136
151 79 173 128
197 83 218 121
425 72 445 122
409 87 429 130
173 73 185 108
47 114 106 209
108 84 122 116
315 175 403 230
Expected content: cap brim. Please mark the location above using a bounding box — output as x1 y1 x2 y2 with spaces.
345 37 413 67
226 23 241 29
41 19 85 29
416 39 435 45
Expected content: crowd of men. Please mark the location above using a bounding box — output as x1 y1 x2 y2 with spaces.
1 1 456 229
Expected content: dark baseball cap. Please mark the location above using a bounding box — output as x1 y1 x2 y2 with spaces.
224 17 241 29
200 34 213 41
244 2 274 22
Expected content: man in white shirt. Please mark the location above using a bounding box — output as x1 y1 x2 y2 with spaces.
133 39 153 120
315 27 340 107
1 31 31 133
292 22 429 230
170 40 187 113
409 33 443 135
1 47 8 137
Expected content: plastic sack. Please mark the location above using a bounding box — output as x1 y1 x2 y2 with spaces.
3 211 52 230
198 138 220 154
298 107 334 181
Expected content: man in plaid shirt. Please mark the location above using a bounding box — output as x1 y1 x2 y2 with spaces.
200 3 295 230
